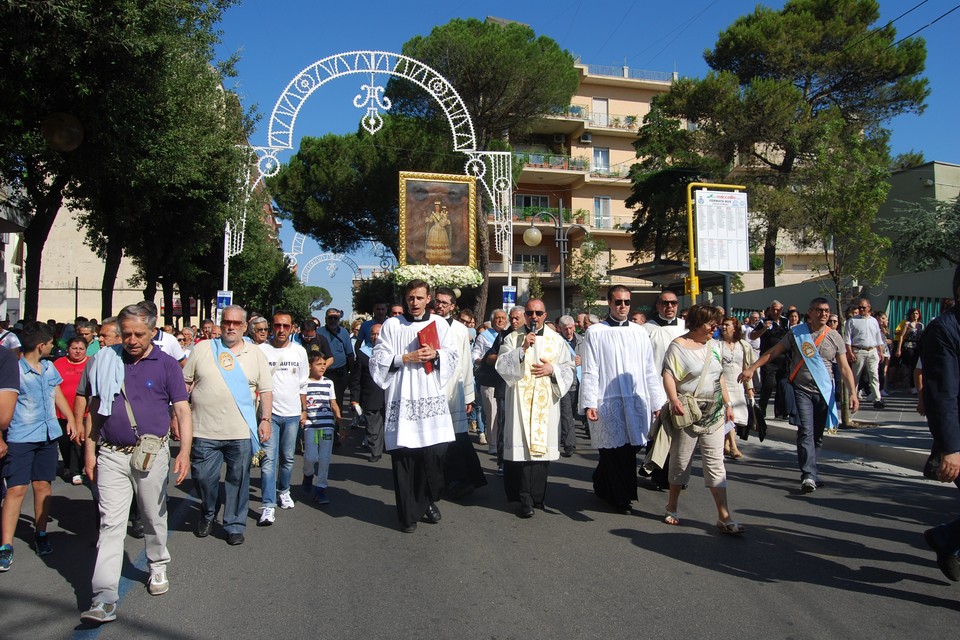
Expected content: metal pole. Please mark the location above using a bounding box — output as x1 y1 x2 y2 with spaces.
222 222 230 291
558 226 566 314
74 276 78 319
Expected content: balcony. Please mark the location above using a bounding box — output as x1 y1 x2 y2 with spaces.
486 210 634 233
513 152 631 184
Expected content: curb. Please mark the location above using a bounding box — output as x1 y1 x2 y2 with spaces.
763 421 928 471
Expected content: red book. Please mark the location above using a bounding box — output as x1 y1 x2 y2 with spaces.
417 321 440 373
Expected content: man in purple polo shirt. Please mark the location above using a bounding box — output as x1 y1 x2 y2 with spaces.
80 302 193 625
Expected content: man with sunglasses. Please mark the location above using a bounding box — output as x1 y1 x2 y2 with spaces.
496 298 574 517
257 311 310 524
843 298 887 409
582 286 665 513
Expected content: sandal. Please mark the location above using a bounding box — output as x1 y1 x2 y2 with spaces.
664 510 680 526
731 451 743 460
716 519 746 535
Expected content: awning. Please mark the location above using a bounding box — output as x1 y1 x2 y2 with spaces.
607 259 731 292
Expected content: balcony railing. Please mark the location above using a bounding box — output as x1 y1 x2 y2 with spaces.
585 64 676 83
486 210 634 232
549 105 641 131
513 152 631 178
488 261 552 274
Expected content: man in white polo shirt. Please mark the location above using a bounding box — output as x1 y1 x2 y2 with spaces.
844 298 887 409
257 310 309 525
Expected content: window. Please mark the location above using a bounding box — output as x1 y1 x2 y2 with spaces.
514 194 550 209
515 254 548 271
592 148 610 174
594 196 612 228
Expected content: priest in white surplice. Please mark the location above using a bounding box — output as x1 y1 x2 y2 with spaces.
496 298 575 518
433 287 486 499
371 280 457 533
580 285 665 514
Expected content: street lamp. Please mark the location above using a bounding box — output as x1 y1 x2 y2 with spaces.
522 211 588 315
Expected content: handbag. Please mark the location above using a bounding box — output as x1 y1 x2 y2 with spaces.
747 398 767 442
670 341 715 430
924 443 942 480
121 382 165 473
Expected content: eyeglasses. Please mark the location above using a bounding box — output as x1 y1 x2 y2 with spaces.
254 327 269 332
524 310 546 317
221 320 243 327
659 300 679 306
612 299 631 307
391 311 404 316
813 308 831 314
857 306 869 310
273 323 291 329
326 316 341 322
177 338 187 343
434 299 453 306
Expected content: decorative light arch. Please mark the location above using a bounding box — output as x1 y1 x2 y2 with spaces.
245 50 515 278
299 253 361 284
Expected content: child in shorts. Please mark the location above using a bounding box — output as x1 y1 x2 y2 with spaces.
0 322 76 571
300 353 344 505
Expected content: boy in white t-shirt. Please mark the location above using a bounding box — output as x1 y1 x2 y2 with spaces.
301 353 344 505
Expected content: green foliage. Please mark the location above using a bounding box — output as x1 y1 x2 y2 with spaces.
890 150 926 171
353 273 399 315
884 196 960 271
793 118 892 309
567 235 610 316
656 0 927 287
524 262 544 301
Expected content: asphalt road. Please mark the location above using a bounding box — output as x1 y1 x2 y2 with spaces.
2 428 959 640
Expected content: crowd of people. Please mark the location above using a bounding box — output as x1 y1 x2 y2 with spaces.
0 276 956 624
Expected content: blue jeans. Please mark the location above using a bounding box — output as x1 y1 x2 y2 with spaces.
793 386 828 483
261 414 300 507
191 438 251 535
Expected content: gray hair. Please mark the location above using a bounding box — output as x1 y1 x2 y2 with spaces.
222 304 247 322
489 308 507 322
118 303 157 330
100 316 121 338
587 314 601 325
508 305 525 319
558 315 575 328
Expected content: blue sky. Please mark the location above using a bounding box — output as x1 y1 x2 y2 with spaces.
214 0 959 317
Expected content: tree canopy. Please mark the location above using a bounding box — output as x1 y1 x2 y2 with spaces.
651 0 927 286
884 195 960 272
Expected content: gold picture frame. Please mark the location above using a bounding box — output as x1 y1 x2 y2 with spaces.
399 171 477 268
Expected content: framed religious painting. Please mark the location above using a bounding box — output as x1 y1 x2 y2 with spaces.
399 172 477 268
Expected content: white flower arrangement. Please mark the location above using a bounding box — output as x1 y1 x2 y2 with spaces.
393 264 484 289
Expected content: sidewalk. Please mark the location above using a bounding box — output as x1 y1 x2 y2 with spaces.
761 390 933 471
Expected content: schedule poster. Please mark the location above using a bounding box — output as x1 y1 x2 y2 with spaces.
694 190 749 273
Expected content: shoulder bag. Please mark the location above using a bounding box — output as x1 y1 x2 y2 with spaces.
122 382 164 473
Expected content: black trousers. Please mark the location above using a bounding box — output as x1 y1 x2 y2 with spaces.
364 408 385 458
390 442 448 527
559 383 579 452
593 444 640 509
443 431 487 490
503 460 549 508
326 367 349 407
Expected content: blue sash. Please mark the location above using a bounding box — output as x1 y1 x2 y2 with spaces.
211 339 261 453
792 325 839 429
565 340 581 383
359 342 373 358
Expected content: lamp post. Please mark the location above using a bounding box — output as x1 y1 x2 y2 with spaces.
521 210 588 315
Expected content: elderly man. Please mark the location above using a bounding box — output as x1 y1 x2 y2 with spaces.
496 298 574 517
556 315 583 457
257 310 309 524
582 286 665 513
356 300 389 350
180 327 196 356
844 298 887 409
473 308 508 450
371 280 457 532
80 303 192 624
183 305 272 546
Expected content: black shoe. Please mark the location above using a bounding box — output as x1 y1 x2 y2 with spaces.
129 519 144 539
226 533 245 546
616 503 632 515
422 502 442 524
369 455 381 463
518 505 535 518
196 519 213 538
560 448 574 458
402 522 418 533
873 401 886 409
924 527 960 582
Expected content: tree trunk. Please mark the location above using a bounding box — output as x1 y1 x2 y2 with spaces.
100 235 123 319
762 223 779 289
160 279 175 326
177 284 191 328
22 173 70 320
142 268 157 303
475 205 490 320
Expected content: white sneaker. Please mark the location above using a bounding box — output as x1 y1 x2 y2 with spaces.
81 601 117 624
259 506 275 526
148 570 169 596
278 490 295 510
801 478 817 494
